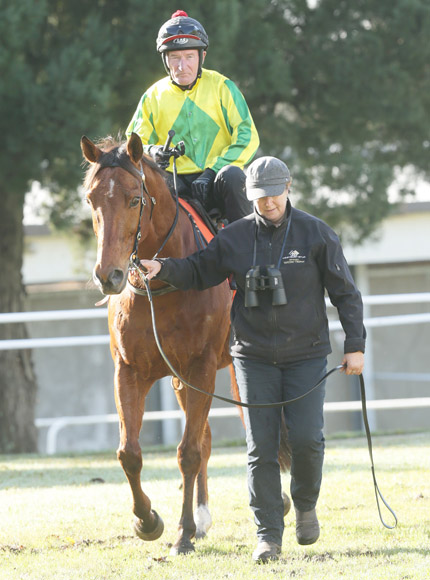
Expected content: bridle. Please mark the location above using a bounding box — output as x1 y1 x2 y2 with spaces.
128 166 156 265
93 144 179 297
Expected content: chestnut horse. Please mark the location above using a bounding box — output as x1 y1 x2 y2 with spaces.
81 133 232 555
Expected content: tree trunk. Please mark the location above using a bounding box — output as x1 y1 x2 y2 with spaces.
0 189 38 453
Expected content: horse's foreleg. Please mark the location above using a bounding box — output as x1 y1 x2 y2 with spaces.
194 420 212 539
171 375 214 555
114 360 164 541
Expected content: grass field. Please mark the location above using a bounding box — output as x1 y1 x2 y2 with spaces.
1 432 429 579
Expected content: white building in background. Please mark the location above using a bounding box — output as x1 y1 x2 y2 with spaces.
22 202 430 453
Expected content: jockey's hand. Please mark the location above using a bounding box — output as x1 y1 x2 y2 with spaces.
140 259 162 280
149 146 171 170
341 352 364 376
191 168 216 207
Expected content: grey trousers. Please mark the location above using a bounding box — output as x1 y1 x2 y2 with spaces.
233 356 327 544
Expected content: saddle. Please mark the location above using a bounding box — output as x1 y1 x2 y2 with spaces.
178 197 224 249
179 197 236 291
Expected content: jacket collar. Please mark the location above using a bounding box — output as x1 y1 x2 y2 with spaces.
169 71 203 92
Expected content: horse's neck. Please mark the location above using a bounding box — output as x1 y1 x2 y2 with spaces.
143 184 195 260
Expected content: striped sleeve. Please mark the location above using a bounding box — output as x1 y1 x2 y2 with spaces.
210 79 260 172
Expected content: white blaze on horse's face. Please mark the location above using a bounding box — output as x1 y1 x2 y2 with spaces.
108 178 115 198
166 49 204 87
87 171 142 295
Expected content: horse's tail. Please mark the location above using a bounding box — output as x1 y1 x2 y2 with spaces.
279 414 291 472
229 364 291 473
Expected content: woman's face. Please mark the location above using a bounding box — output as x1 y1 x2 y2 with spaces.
255 188 289 224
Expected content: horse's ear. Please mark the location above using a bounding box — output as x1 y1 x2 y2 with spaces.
81 135 102 163
127 132 143 165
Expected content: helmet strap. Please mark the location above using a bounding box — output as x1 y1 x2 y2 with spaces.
161 52 170 76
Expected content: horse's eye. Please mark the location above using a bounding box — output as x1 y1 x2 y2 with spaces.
130 196 141 208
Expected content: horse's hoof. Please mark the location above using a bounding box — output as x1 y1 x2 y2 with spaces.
133 510 164 541
282 491 292 517
170 538 195 556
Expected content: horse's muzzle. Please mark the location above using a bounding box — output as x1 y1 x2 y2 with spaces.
93 266 127 294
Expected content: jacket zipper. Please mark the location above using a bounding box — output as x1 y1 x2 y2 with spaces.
269 234 278 364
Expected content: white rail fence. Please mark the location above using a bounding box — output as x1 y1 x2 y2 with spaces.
1 293 430 455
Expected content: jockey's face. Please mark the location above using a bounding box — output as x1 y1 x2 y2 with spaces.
166 49 206 87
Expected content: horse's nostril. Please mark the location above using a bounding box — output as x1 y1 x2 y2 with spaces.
109 269 125 287
93 267 126 294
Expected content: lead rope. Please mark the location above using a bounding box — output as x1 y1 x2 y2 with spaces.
359 373 398 529
135 269 397 530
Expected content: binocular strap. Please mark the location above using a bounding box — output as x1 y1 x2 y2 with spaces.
252 212 292 269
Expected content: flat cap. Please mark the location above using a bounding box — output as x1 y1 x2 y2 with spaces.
246 156 291 200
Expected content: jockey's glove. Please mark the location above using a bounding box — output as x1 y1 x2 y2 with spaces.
191 168 216 207
148 145 171 170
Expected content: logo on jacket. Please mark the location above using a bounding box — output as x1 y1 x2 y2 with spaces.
283 249 307 264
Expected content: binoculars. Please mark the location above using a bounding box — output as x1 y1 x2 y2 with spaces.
245 265 287 307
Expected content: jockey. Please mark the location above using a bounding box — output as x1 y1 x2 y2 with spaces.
126 10 260 223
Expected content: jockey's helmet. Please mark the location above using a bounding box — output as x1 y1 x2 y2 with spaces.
156 10 208 80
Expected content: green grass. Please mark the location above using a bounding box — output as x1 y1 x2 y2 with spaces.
1 432 429 579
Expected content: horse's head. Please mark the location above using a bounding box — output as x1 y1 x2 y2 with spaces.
81 133 147 295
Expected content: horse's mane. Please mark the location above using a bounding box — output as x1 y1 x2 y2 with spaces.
83 135 167 191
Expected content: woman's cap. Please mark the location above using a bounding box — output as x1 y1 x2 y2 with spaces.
246 156 291 200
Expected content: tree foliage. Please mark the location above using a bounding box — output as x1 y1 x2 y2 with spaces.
207 0 430 241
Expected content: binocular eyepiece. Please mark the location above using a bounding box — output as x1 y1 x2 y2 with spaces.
245 265 287 307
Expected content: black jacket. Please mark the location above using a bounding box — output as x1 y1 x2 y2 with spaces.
157 200 366 364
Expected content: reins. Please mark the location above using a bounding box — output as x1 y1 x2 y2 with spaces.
129 131 181 265
148 132 181 261
128 131 183 295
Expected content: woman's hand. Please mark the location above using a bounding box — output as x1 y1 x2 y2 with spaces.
140 259 162 280
341 352 364 376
